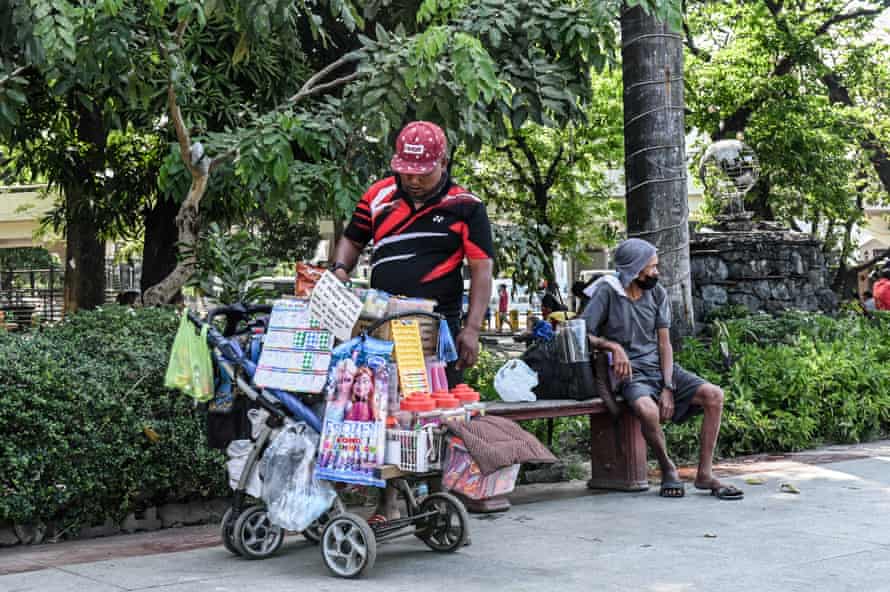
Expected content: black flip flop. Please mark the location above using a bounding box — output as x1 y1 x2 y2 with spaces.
711 485 744 500
659 480 685 498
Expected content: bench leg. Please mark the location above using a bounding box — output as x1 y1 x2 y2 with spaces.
587 411 649 491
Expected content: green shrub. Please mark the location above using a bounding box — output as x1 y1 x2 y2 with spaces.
463 347 508 402
670 311 890 460
0 306 227 532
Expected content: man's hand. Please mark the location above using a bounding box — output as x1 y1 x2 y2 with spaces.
456 326 480 370
333 268 350 283
611 345 632 381
658 388 674 423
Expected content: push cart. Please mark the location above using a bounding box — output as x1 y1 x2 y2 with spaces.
187 304 470 577
318 311 470 577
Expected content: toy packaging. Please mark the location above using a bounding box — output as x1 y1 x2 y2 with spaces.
315 337 394 487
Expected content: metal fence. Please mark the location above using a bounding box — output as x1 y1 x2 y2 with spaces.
0 260 141 327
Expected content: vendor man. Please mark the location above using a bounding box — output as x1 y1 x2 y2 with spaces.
330 120 494 387
581 238 743 500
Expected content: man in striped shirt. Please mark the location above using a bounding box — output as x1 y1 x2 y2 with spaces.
330 121 494 385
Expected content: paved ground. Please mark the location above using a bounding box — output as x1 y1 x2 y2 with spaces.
3 441 890 592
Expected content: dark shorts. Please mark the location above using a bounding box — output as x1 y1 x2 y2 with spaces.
620 363 706 423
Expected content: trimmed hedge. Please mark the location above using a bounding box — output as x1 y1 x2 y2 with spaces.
0 306 227 533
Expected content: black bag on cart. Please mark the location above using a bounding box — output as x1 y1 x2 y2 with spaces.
520 340 594 401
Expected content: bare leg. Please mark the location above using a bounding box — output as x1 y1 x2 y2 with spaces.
631 397 678 483
690 384 728 490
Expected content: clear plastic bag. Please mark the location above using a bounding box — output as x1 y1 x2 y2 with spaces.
494 359 538 402
164 310 213 401
261 425 336 532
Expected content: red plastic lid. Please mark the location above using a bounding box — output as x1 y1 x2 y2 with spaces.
400 398 436 412
454 391 480 402
414 398 436 412
435 397 460 409
399 399 423 411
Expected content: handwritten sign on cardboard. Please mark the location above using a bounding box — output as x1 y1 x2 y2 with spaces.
309 271 363 341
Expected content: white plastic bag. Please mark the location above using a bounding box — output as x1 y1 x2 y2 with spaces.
226 439 264 498
494 359 538 402
261 426 337 531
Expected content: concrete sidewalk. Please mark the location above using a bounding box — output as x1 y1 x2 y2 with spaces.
3 441 890 592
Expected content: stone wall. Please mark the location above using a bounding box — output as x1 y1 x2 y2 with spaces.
690 230 837 321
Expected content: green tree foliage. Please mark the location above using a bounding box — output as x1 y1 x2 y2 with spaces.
2 0 681 306
684 0 890 268
456 71 626 290
143 0 680 302
187 222 274 304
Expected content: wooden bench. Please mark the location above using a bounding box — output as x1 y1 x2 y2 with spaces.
475 398 649 511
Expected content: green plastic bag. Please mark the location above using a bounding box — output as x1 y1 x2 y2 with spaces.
164 310 214 402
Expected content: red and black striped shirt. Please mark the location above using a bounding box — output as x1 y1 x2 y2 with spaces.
343 176 494 317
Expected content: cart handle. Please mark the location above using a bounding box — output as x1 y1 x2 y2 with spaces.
205 303 272 337
185 308 322 432
363 310 444 336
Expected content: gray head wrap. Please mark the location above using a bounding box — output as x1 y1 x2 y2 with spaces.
614 238 657 288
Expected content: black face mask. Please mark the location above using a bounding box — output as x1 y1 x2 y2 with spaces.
634 276 659 290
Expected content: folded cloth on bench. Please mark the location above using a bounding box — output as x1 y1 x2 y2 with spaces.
447 416 557 475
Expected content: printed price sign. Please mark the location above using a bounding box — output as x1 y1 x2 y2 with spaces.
309 271 364 341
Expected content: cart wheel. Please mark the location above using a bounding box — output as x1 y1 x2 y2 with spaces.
416 492 469 552
320 513 376 578
302 497 345 544
232 505 285 559
220 507 242 556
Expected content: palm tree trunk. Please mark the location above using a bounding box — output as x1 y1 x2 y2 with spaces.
621 4 694 339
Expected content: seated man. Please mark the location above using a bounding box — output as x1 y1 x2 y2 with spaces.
581 238 742 500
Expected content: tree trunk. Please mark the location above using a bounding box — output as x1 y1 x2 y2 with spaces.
532 185 557 286
141 195 181 294
63 185 106 313
63 101 107 313
141 174 207 305
621 4 695 339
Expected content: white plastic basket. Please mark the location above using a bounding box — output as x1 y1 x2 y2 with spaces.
385 427 443 473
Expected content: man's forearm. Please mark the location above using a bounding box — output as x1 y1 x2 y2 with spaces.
658 329 674 386
465 259 493 329
588 335 621 353
331 238 364 273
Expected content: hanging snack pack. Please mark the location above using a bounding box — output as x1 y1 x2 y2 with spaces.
295 263 325 297
315 337 393 487
254 299 332 393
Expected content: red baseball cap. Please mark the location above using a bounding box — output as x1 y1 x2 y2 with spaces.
390 121 447 175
